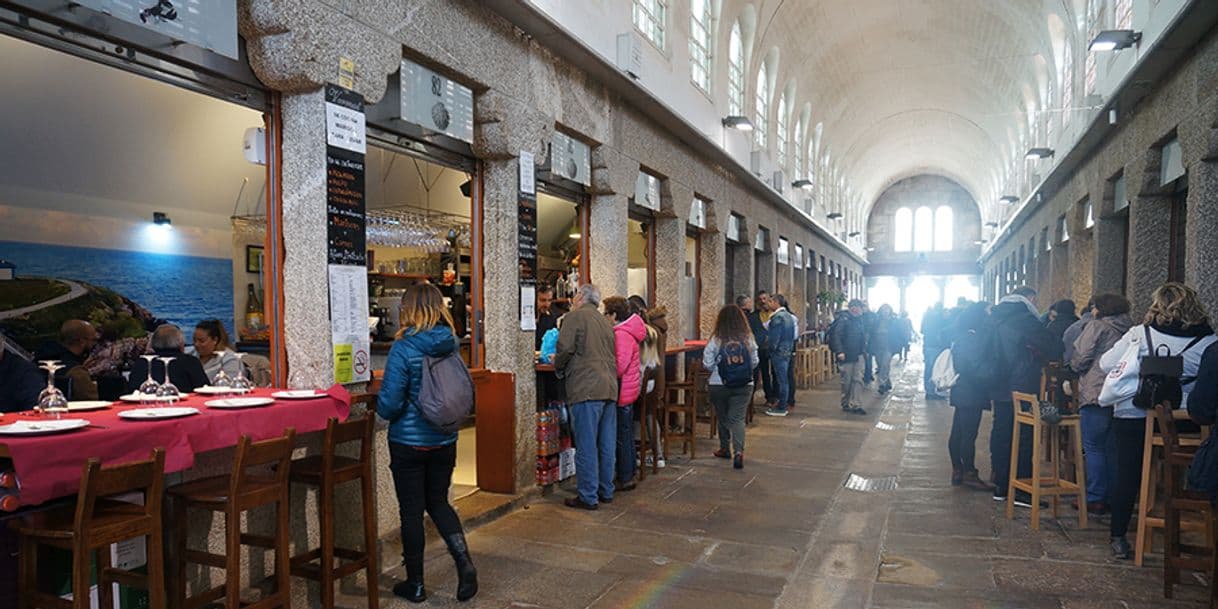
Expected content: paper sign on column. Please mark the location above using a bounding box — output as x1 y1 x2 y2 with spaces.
328 264 371 383
521 285 537 331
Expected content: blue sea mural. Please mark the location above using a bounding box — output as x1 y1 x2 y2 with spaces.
0 240 232 339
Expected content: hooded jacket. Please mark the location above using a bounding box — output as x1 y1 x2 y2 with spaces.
1100 321 1216 419
988 297 1062 403
613 314 647 406
377 326 461 447
1062 311 1094 363
554 303 619 405
1069 313 1133 407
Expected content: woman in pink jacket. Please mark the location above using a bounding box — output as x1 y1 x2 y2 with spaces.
604 296 647 490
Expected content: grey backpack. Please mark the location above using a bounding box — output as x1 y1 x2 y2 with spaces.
418 352 475 433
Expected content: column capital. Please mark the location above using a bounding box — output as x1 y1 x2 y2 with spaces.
590 147 638 196
240 1 400 101
472 90 552 161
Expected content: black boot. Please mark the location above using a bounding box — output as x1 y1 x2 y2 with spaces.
444 533 479 602
392 554 427 603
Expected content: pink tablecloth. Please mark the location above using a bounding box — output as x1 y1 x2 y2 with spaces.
1 385 351 506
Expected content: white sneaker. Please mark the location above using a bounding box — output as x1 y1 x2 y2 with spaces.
657 459 666 468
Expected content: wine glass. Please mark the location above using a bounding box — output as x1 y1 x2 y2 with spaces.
212 350 233 396
230 353 254 394
155 357 180 404
36 361 66 417
138 354 160 405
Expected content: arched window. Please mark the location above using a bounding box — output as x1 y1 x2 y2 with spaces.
893 208 913 252
913 206 933 252
754 62 770 148
934 206 953 251
689 0 713 92
727 23 744 116
1084 0 1102 94
1115 0 1133 29
793 117 804 178
775 93 788 167
632 0 667 49
1060 40 1074 127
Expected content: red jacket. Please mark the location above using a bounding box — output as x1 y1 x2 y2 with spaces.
614 314 647 407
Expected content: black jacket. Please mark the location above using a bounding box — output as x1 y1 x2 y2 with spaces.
829 312 867 361
950 328 992 410
747 311 769 353
868 315 900 355
0 351 43 413
1045 314 1079 354
988 300 1062 403
126 349 210 394
921 310 949 350
1188 342 1218 425
32 341 86 371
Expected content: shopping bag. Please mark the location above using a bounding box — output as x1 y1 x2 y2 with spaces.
1099 336 1142 406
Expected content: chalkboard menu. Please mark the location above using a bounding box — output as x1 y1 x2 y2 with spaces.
325 84 367 266
518 151 538 285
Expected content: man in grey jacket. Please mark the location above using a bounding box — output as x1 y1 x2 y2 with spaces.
554 284 619 510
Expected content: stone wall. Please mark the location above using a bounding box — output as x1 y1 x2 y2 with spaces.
981 28 1218 318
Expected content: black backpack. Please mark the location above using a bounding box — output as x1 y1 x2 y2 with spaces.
1132 326 1205 411
717 340 753 388
953 324 1003 385
418 351 475 433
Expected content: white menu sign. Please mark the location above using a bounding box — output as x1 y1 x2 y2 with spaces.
328 264 371 383
400 58 475 143
550 132 591 186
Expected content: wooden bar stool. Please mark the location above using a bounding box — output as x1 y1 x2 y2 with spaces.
664 366 706 459
11 448 167 609
169 429 296 609
1135 409 1210 566
1006 392 1087 531
1150 404 1214 599
287 417 379 609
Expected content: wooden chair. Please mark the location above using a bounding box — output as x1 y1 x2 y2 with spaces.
169 429 296 609
1006 392 1087 531
1135 409 1210 566
11 448 167 609
1152 403 1214 600
664 365 707 459
288 417 379 609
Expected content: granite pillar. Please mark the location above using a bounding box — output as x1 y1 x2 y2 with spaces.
589 148 636 298
1127 158 1175 317
1186 157 1218 314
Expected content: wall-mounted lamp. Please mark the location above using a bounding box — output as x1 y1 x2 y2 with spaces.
1108 108 1119 125
152 211 172 229
973 239 986 246
848 231 860 238
568 231 581 240
864 246 876 252
791 178 812 189
1089 29 1142 52
459 180 472 198
826 212 843 220
985 221 999 229
721 116 754 131
999 195 1019 205
1026 147 1055 160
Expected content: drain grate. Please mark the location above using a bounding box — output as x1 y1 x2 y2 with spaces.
843 473 899 492
874 421 908 431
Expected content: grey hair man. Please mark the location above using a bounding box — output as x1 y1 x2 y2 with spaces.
554 284 619 510
127 324 210 394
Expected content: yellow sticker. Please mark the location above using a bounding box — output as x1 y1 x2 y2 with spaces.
334 343 354 384
339 57 356 89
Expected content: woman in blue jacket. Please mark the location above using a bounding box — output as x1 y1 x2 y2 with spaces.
378 283 477 603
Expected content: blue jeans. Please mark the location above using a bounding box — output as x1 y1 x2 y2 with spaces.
571 400 617 505
771 355 792 411
1080 404 1115 503
616 403 636 484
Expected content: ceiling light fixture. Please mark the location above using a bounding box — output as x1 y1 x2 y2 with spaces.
568 231 581 240
985 221 999 228
152 211 172 229
792 178 812 189
721 116 754 131
848 231 860 237
999 195 1019 205
826 212 843 220
1026 147 1055 160
1089 29 1142 52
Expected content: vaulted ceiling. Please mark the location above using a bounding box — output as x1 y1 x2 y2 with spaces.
746 0 1084 221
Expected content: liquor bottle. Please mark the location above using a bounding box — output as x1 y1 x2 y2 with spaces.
245 283 264 330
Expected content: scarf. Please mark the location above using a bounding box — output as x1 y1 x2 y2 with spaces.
999 294 1040 318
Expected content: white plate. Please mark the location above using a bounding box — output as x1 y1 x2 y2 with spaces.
67 401 112 411
118 407 199 420
205 397 275 409
271 390 325 400
0 419 90 435
194 386 250 395
118 393 177 403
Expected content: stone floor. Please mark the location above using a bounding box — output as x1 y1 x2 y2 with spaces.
339 356 1212 608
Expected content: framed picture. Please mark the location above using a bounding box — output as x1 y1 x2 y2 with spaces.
246 245 264 274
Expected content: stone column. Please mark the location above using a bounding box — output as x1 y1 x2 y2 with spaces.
699 220 726 338
656 183 688 343
1093 215 1128 295
1070 231 1095 307
473 90 552 491
1186 151 1218 314
589 148 637 298
731 223 755 300
1127 158 1175 317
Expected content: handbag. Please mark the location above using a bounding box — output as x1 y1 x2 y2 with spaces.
1098 333 1143 406
1039 400 1062 425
